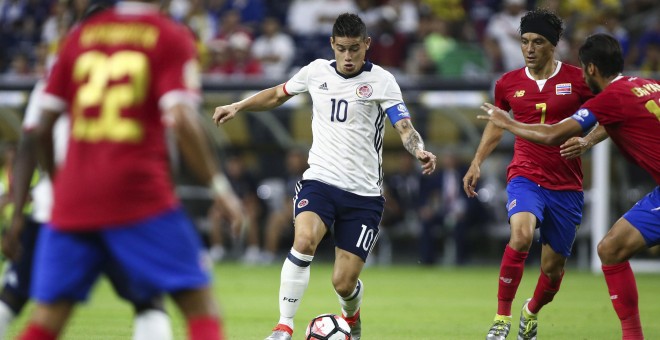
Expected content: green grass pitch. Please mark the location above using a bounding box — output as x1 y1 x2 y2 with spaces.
6 263 659 339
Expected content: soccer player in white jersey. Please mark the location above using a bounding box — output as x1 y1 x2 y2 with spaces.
213 13 437 340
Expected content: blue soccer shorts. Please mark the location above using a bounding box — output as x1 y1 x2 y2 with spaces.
293 180 385 261
623 186 660 246
506 176 584 257
31 207 211 303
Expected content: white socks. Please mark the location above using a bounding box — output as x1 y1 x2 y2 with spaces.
278 248 313 329
0 301 15 339
133 309 172 340
336 279 363 318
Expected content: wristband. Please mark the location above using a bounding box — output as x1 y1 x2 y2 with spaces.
211 174 232 196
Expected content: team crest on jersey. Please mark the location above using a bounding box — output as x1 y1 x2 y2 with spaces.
297 199 309 209
556 83 572 95
514 90 525 97
356 83 373 98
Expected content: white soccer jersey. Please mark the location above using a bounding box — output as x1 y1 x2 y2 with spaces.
284 59 411 196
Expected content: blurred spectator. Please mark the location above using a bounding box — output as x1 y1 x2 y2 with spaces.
208 152 265 264
184 0 217 43
261 147 307 264
252 17 295 79
417 150 468 265
3 51 32 77
368 6 410 72
593 7 630 58
386 151 421 233
205 39 231 74
263 0 292 26
214 9 252 41
207 33 262 78
226 31 262 76
483 0 527 72
639 40 660 77
628 22 660 69
214 0 265 33
387 0 419 36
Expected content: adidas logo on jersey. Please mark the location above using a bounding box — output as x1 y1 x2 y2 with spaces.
319 82 328 90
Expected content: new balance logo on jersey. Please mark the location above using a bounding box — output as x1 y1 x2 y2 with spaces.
319 82 328 90
500 276 513 284
514 90 525 97
610 294 618 300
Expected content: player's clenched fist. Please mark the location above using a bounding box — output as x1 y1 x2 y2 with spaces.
213 104 239 126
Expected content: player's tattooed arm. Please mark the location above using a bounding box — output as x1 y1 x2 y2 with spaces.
395 119 436 175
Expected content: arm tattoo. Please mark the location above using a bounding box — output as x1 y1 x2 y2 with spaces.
404 129 424 156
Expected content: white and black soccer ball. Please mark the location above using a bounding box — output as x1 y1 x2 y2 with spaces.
305 313 351 340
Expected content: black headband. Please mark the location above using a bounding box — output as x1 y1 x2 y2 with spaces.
520 19 559 46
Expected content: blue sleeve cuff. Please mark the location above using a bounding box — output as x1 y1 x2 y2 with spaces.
385 103 411 125
570 108 598 132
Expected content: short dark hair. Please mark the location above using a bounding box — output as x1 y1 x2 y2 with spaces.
519 8 563 46
332 13 367 39
578 33 624 78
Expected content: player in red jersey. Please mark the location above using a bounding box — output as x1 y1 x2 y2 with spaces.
480 33 660 340
463 9 602 340
12 1 243 339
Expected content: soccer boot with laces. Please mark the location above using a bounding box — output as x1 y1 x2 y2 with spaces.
517 298 538 340
264 324 293 340
486 314 512 340
343 309 361 340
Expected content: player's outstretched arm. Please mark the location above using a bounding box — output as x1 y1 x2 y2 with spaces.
393 119 436 175
170 103 244 233
2 131 38 260
560 124 608 159
477 102 583 146
213 84 292 126
463 119 504 198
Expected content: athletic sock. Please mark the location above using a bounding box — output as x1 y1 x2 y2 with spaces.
527 269 564 314
277 248 313 330
133 309 172 340
497 245 528 316
602 262 644 340
336 279 363 318
0 300 16 338
188 316 223 340
19 323 57 340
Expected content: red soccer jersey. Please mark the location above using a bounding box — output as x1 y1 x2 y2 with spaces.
581 76 660 185
41 3 201 230
495 62 594 191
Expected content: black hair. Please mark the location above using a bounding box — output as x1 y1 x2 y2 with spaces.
519 8 563 46
578 33 624 78
332 13 367 39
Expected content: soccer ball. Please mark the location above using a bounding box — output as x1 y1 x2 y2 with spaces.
305 313 351 340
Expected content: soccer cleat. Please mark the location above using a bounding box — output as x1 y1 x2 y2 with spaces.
486 314 512 340
264 324 293 340
517 298 538 340
343 309 361 340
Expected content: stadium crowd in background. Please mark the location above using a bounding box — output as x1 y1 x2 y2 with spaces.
1 0 660 78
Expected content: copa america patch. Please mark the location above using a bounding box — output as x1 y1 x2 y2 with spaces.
356 83 373 98
297 199 309 209
555 83 572 95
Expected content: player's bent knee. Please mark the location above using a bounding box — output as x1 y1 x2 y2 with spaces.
597 238 623 265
